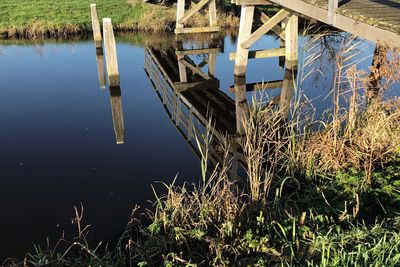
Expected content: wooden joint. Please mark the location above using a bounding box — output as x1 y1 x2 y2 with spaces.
178 0 210 24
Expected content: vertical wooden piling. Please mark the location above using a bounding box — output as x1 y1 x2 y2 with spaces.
110 86 124 144
176 0 185 30
177 55 188 83
90 4 102 49
234 6 255 76
209 0 217 27
279 64 296 115
208 52 216 78
285 15 298 70
96 49 106 89
103 18 120 87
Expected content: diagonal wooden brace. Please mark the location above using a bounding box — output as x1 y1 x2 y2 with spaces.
256 8 285 40
241 9 290 49
178 0 210 24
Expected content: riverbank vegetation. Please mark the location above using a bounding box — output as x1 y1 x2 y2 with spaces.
0 0 240 39
3 35 400 266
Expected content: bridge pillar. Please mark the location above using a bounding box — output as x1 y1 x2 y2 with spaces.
234 6 255 76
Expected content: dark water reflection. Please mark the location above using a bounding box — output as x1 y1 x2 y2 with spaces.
0 32 398 260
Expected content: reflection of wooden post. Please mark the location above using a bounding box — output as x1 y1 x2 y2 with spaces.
234 75 248 135
103 18 120 87
208 52 216 78
96 49 106 89
109 86 124 144
368 44 387 102
234 6 255 76
285 15 298 70
177 55 188 83
90 4 102 49
280 64 296 115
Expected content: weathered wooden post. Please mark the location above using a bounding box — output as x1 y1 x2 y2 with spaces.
90 4 102 49
285 14 298 70
103 18 120 87
328 0 339 24
234 6 255 76
109 86 124 144
234 75 248 135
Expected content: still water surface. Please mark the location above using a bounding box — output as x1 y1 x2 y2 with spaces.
0 32 394 260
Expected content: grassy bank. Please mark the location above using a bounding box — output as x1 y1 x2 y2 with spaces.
0 0 240 39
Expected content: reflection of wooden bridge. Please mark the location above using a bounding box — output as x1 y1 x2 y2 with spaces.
143 35 297 178
144 45 244 177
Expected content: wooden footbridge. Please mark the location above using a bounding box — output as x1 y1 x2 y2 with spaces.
174 0 400 77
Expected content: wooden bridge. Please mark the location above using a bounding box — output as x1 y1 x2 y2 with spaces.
175 0 400 77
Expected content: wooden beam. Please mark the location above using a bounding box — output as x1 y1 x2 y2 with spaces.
235 0 271 5
241 9 290 49
234 6 255 76
257 9 285 40
178 0 210 24
90 4 102 48
267 0 400 46
103 18 119 87
229 47 285 60
228 80 283 92
175 26 220 34
175 47 220 56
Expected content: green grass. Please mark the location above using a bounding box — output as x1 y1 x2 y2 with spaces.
0 0 156 38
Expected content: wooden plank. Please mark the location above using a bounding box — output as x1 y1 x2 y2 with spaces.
267 0 400 46
241 9 290 49
174 26 220 34
90 4 102 48
257 9 285 40
235 0 271 4
228 80 283 92
178 0 210 24
234 6 255 76
229 47 285 60
103 18 119 87
109 86 124 144
175 47 220 56
328 0 339 24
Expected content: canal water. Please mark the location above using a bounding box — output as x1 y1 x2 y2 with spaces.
0 31 396 260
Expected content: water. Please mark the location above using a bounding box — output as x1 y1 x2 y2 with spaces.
0 31 396 260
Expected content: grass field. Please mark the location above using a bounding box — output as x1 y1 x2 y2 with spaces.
0 0 240 38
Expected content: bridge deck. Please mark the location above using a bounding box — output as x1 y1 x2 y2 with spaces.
254 0 400 45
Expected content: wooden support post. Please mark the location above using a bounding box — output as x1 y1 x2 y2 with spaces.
234 6 255 76
285 14 298 70
109 86 124 144
328 0 338 24
279 20 287 68
103 18 120 87
209 0 217 27
176 0 185 30
96 49 106 89
368 44 387 102
90 4 102 48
